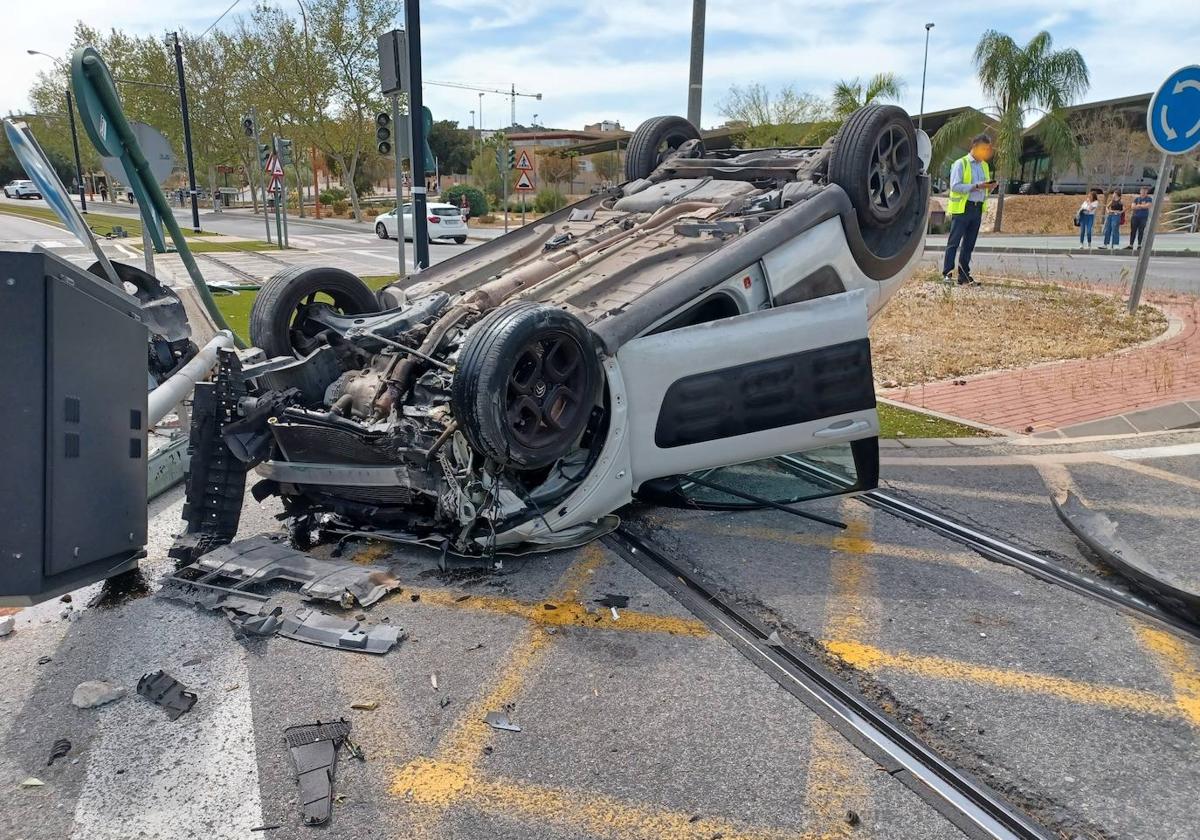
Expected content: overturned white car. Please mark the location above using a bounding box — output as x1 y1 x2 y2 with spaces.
175 104 930 560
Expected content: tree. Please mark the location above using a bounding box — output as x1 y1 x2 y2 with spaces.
719 83 829 127
1070 108 1155 192
537 150 577 189
591 150 621 184
718 83 834 148
428 120 473 174
831 73 905 118
931 30 1089 231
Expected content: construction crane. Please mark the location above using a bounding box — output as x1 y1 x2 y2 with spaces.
424 80 542 131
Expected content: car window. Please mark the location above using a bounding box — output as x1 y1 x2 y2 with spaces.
432 208 460 217
401 204 413 213
670 441 876 507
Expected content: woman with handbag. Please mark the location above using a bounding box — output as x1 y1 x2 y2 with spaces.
1101 190 1123 249
1078 189 1100 249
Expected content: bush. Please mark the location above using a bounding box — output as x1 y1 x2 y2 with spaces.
533 188 566 214
441 184 488 217
364 207 380 218
319 187 347 206
332 199 349 215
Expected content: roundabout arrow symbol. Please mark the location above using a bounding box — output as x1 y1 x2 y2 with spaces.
1174 78 1200 94
1160 105 1177 140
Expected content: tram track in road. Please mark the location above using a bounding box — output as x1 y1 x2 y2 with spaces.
773 455 1200 643
603 527 1054 840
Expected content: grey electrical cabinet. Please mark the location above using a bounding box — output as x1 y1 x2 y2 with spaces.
0 250 148 605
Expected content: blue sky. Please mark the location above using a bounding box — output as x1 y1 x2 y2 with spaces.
6 0 1199 131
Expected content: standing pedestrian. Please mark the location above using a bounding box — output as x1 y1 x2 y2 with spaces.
459 192 471 224
1126 185 1152 251
1077 189 1099 249
941 133 996 285
99 183 108 203
1101 189 1123 249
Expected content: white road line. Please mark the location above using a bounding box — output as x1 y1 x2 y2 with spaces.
68 614 263 840
1106 441 1200 460
348 248 397 262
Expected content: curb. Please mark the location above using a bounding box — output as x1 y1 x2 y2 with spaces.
922 245 1200 259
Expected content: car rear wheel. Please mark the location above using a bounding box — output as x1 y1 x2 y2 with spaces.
375 222 389 239
249 266 380 358
454 236 467 244
624 115 703 181
452 302 600 471
827 104 917 230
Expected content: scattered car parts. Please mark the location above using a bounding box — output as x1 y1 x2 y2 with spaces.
278 608 404 655
47 738 72 766
284 719 352 826
137 670 198 720
484 710 521 732
1053 491 1200 623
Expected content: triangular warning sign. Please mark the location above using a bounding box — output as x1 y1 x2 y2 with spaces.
515 150 533 170
271 157 285 176
515 170 535 191
265 154 278 174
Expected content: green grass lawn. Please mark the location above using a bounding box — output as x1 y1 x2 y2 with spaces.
214 274 399 344
136 239 283 253
878 403 987 439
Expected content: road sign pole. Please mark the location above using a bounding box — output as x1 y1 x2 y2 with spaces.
251 108 271 243
405 0 431 270
275 187 284 249
172 32 202 234
274 135 290 249
141 207 155 275
392 92 407 282
1128 151 1172 313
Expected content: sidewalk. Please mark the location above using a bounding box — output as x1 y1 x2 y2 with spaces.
881 296 1200 434
924 231 1200 257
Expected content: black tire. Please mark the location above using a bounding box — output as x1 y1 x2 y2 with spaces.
452 302 600 471
375 222 389 239
827 104 918 229
454 236 467 244
249 266 380 358
624 115 703 181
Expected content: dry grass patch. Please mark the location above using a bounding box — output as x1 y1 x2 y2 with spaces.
870 272 1167 387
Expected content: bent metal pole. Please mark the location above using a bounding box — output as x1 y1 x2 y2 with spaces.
1128 150 1172 313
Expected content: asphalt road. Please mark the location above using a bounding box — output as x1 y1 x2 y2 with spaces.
920 250 1200 294
3 433 1199 839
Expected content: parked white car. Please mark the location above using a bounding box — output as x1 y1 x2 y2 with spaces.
375 201 469 244
3 179 41 199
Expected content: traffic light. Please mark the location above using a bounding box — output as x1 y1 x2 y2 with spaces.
257 143 271 169
241 116 255 138
278 138 294 166
508 147 516 171
376 111 392 155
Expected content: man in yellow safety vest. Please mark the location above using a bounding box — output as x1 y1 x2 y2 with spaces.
941 133 996 285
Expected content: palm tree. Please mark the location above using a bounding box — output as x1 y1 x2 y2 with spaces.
831 72 905 118
932 30 1089 231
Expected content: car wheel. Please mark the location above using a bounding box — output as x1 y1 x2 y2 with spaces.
249 266 380 358
827 104 917 230
452 302 600 471
375 222 389 239
454 236 467 244
624 115 703 181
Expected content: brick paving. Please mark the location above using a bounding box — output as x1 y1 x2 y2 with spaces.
881 295 1200 433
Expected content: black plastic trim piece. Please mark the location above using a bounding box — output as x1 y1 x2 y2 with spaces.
654 339 875 448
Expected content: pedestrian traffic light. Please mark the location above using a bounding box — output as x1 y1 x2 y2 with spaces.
242 116 255 138
376 111 392 155
278 138 294 166
257 143 270 169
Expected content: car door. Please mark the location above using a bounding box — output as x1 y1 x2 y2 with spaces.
615 288 879 489
400 203 414 238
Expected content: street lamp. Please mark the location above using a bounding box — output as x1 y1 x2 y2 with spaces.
477 92 485 154
918 22 934 132
26 50 87 213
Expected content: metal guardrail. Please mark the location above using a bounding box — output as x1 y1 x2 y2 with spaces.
1163 201 1199 233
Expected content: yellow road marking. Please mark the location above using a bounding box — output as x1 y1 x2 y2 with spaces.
826 639 1187 722
393 758 833 840
681 520 979 568
803 504 874 835
1133 626 1200 727
436 545 606 767
407 587 710 637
